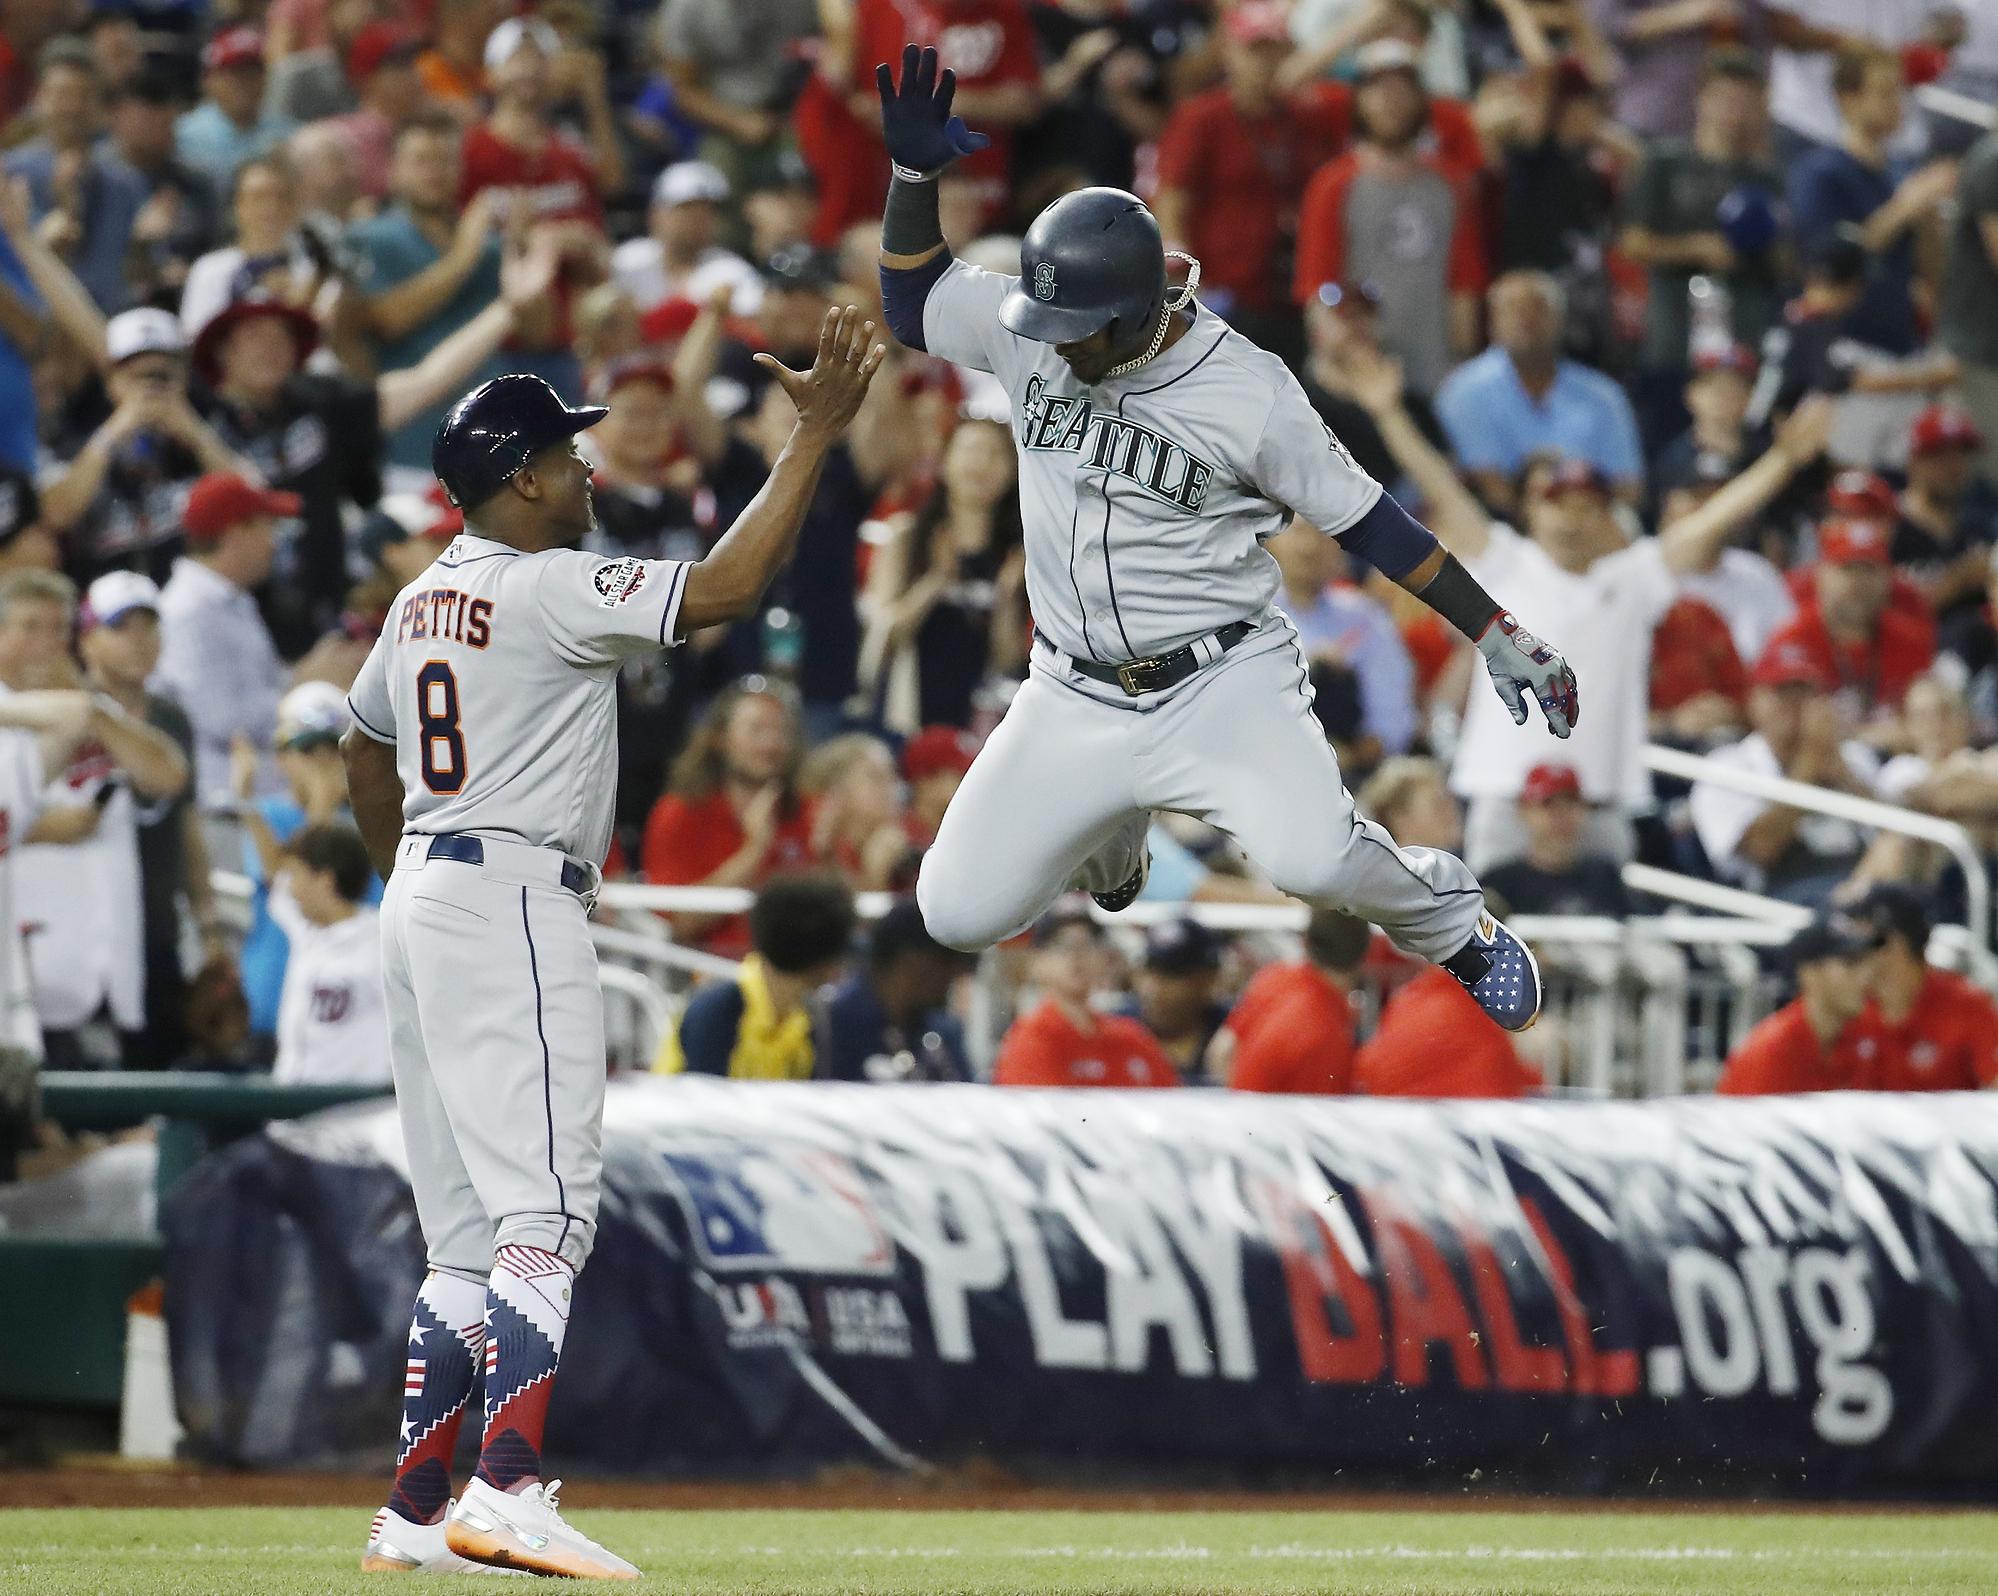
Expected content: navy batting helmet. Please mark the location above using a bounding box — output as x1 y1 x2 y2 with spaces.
432 374 609 511
999 187 1166 346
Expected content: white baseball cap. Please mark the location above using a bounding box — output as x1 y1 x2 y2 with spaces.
80 570 163 631
105 308 188 366
276 680 351 751
652 160 729 209
483 16 562 71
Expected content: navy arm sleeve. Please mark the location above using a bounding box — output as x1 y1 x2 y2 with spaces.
1337 491 1441 581
880 250 954 353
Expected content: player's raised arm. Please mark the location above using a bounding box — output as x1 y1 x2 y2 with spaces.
677 306 887 634
875 44 991 356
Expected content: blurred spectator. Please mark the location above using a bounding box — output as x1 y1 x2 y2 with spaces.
417 0 505 110
642 681 815 957
1589 0 1772 143
1211 907 1369 1095
178 154 319 339
1267 519 1417 765
1873 673 1998 843
76 571 220 1064
1940 127 1998 477
1154 1 1341 360
654 873 856 1080
231 682 374 1039
1352 757 1542 1096
992 904 1179 1088
1281 0 1476 104
105 70 222 306
653 0 818 190
1648 595 1749 746
1017 0 1177 194
5 40 150 314
1296 280 1451 498
859 415 1026 732
0 469 55 576
328 24 427 204
1845 881 1998 1089
1689 635 1880 899
269 822 390 1086
176 29 295 201
741 154 820 264
1359 351 1829 868
818 896 974 1081
1482 762 1633 916
1294 40 1485 395
153 472 295 804
1434 271 1644 510
613 161 762 322
1650 345 1762 506
1715 908 1883 1094
1784 43 1951 358
1129 916 1228 1084
1763 515 1935 734
1894 403 1997 626
39 308 251 586
4 570 190 1068
265 0 380 127
348 119 508 480
901 724 976 850
802 732 916 891
1619 49 1785 416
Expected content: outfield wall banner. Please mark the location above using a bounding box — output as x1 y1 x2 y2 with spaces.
163 1080 1998 1490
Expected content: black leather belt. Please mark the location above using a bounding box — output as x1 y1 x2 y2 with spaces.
1040 621 1256 697
425 832 593 897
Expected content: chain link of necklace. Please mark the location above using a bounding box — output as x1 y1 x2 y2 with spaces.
1103 253 1202 379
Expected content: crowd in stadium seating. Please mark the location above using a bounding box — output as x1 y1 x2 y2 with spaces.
3 0 1998 1173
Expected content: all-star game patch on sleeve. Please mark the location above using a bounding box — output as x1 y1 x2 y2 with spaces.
536 550 692 667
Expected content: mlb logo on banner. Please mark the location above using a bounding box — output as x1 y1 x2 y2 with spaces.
659 1144 893 1276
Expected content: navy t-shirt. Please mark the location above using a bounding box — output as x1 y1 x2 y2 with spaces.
1786 148 1918 356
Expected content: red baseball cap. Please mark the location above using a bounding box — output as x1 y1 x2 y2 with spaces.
183 472 301 540
1692 342 1756 378
1225 0 1291 45
1535 458 1610 500
592 356 676 403
1909 402 1984 458
1520 763 1583 804
1826 469 1895 520
1817 516 1892 566
901 725 977 784
346 22 422 83
203 27 264 72
1752 635 1834 690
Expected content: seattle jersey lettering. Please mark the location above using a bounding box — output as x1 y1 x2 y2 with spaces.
395 588 494 649
1019 373 1215 513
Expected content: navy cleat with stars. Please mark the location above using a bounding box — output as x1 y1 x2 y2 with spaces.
1440 910 1542 1033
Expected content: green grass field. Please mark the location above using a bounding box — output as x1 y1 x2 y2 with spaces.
4 1506 1997 1596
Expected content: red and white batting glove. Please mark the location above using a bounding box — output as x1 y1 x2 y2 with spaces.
1477 612 1580 739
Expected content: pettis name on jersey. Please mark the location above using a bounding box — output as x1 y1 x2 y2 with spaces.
395 587 494 649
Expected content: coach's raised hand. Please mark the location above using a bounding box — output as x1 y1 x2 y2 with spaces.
754 305 888 446
876 43 990 180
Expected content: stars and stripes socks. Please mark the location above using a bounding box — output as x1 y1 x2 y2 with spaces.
474 1243 576 1492
383 1271 488 1526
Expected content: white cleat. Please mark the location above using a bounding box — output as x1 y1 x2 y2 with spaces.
362 1501 528 1574
446 1476 640 1581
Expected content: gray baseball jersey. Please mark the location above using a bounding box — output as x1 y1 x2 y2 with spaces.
346 533 691 865
922 259 1382 662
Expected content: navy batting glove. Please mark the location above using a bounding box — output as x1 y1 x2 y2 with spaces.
1477 612 1580 738
876 43 991 179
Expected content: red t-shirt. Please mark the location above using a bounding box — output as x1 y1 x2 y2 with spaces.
1758 601 1935 719
1353 968 1540 1097
639 791 816 957
1650 596 1747 714
992 1001 1181 1088
1223 961 1356 1095
797 0 1038 243
1716 1000 1851 1095
459 123 604 345
1833 968 1998 1091
1292 149 1486 307
1153 87 1345 314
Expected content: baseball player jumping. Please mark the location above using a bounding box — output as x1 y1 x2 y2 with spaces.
341 314 884 1578
875 46 1579 1029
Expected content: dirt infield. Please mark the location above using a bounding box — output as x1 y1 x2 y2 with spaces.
1 1464 1984 1516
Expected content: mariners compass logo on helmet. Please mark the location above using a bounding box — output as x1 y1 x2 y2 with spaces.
1032 261 1056 302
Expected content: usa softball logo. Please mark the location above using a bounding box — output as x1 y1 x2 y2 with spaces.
1033 262 1056 301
